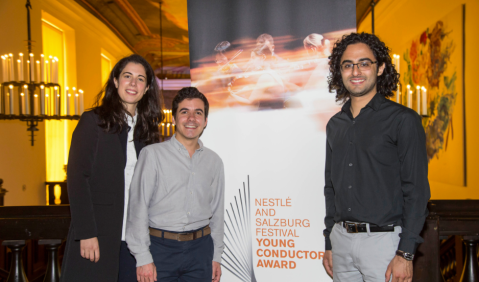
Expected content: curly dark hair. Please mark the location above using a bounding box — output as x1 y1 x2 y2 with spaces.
92 54 163 145
172 87 209 119
328 32 399 104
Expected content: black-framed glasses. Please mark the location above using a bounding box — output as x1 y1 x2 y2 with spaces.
341 60 378 72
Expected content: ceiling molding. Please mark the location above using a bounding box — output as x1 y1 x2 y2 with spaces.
113 0 152 36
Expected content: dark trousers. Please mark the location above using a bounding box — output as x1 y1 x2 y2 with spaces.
118 241 137 282
151 233 214 282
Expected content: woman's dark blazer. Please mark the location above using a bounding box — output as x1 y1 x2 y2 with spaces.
60 110 145 282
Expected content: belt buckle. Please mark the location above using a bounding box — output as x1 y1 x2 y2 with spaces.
177 233 193 241
345 222 359 233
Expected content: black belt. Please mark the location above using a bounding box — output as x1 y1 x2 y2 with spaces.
341 222 395 233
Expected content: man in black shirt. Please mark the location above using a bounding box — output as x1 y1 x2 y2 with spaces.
322 33 430 282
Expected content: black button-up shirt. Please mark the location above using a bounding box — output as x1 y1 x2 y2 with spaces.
323 93 430 254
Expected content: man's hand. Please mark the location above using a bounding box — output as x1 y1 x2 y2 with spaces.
80 237 100 262
137 263 157 282
385 255 413 282
212 261 222 282
323 250 333 277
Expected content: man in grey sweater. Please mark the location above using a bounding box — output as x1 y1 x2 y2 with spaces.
126 87 225 282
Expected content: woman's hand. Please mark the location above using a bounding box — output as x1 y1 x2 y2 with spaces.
80 237 100 262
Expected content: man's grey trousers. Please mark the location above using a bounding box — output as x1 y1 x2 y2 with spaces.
330 222 401 282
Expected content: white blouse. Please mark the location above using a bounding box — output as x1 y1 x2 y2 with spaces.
122 113 138 241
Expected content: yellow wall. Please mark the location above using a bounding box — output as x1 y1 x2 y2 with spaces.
359 0 479 199
42 19 68 182
101 51 113 87
0 0 131 205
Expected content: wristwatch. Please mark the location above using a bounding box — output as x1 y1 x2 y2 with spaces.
396 250 414 261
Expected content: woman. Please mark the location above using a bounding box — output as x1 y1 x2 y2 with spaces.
60 54 163 282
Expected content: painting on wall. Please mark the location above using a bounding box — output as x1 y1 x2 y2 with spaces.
399 5 465 186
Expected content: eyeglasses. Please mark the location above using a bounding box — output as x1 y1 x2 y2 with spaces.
341 60 378 72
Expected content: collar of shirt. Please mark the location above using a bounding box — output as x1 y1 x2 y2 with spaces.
126 111 138 129
340 93 387 117
170 134 204 153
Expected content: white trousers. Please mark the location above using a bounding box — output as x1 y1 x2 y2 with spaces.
330 222 401 282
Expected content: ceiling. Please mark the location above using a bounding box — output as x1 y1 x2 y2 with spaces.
357 0 380 27
75 0 378 78
75 0 190 78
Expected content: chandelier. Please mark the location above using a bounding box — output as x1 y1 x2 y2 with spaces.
0 0 83 146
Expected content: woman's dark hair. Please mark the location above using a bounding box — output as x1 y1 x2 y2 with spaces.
172 87 209 119
93 54 163 144
328 32 399 104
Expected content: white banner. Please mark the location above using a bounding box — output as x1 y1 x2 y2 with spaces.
187 1 356 280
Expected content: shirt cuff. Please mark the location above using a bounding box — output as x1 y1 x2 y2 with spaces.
398 238 418 254
213 248 223 263
134 251 154 267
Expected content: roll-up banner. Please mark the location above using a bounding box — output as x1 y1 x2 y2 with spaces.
187 1 355 280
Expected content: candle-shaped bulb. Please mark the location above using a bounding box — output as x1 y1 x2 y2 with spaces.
72 87 76 91
19 53 23 57
21 93 24 97
24 84 28 89
9 54 12 57
416 85 420 90
34 94 38 97
407 84 410 89
9 85 13 89
79 89 83 93
49 55 53 59
40 85 44 89
17 59 20 63
41 54 44 58
29 53 33 57
65 86 69 90
54 86 58 90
